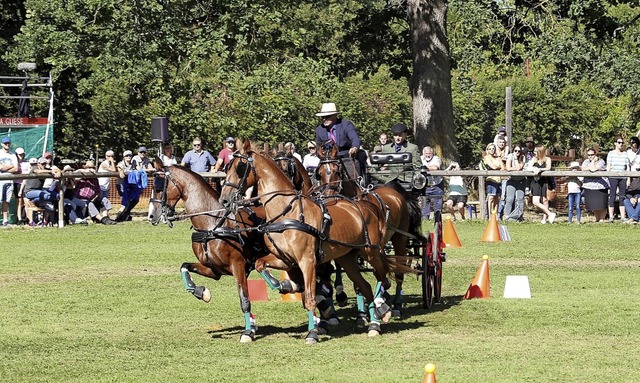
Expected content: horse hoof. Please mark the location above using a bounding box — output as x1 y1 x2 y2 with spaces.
240 329 255 343
367 322 382 337
381 311 392 324
305 330 319 344
202 288 211 303
336 291 348 307
391 309 402 318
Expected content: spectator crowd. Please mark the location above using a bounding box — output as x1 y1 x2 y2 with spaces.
2 103 639 227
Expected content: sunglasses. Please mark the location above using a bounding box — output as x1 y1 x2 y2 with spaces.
587 153 595 156
616 141 624 144
514 149 521 152
193 143 201 146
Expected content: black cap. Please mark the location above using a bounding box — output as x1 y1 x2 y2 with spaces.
390 123 408 134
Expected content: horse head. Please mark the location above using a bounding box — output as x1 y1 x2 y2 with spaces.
220 139 257 211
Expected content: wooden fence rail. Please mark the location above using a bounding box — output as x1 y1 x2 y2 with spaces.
1 169 636 227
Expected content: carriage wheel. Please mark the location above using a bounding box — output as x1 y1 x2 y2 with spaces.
433 211 444 303
421 232 435 309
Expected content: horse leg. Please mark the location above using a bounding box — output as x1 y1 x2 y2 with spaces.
390 234 409 317
315 263 341 326
255 255 303 294
298 258 320 344
229 262 256 343
180 262 215 303
333 261 348 307
363 250 393 327
335 253 380 333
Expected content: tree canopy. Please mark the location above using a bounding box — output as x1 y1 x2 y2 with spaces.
0 0 638 168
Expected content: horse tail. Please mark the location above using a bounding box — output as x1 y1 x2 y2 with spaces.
380 181 425 241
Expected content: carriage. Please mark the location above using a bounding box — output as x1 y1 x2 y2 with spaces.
323 150 446 309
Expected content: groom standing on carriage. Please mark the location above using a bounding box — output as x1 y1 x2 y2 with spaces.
314 102 368 178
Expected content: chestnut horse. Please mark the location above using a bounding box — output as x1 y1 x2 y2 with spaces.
149 159 305 343
316 144 424 315
220 139 405 344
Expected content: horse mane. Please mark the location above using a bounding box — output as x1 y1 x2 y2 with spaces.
170 164 221 200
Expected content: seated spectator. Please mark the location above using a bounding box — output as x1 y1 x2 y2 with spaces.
624 174 640 224
19 157 61 225
74 161 117 225
98 150 117 213
115 158 148 222
132 147 154 171
444 162 467 221
61 165 87 225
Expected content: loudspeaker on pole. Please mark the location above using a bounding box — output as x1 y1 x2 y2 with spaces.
151 117 169 143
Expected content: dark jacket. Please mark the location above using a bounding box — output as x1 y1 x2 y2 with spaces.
315 118 361 158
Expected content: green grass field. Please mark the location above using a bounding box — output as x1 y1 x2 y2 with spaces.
2 219 640 382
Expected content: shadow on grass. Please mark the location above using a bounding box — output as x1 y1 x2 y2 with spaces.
206 293 464 342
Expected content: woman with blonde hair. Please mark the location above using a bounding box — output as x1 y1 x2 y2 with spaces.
526 144 555 223
479 143 504 217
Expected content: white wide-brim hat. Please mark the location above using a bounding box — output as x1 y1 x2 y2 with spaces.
316 103 339 117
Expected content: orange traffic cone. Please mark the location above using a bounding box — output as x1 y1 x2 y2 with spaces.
279 271 302 302
443 217 462 248
464 255 490 299
480 211 501 242
421 363 437 383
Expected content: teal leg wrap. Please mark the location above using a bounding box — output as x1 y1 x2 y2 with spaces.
357 292 366 313
181 268 195 293
368 302 380 323
244 312 252 331
307 311 316 332
374 281 385 300
260 270 281 290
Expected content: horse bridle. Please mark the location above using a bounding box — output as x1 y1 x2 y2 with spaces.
150 167 183 227
316 156 346 194
223 152 257 208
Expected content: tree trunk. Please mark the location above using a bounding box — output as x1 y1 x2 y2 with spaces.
408 0 457 162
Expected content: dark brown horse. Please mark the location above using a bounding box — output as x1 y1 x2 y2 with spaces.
220 139 406 344
272 150 313 195
316 144 424 315
149 158 304 343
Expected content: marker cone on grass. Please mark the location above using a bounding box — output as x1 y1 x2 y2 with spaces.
443 217 462 248
421 363 437 383
481 212 501 242
464 255 490 299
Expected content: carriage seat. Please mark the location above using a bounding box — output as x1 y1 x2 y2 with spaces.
368 153 416 192
369 152 413 165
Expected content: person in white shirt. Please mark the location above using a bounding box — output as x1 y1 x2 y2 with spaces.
302 141 320 171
